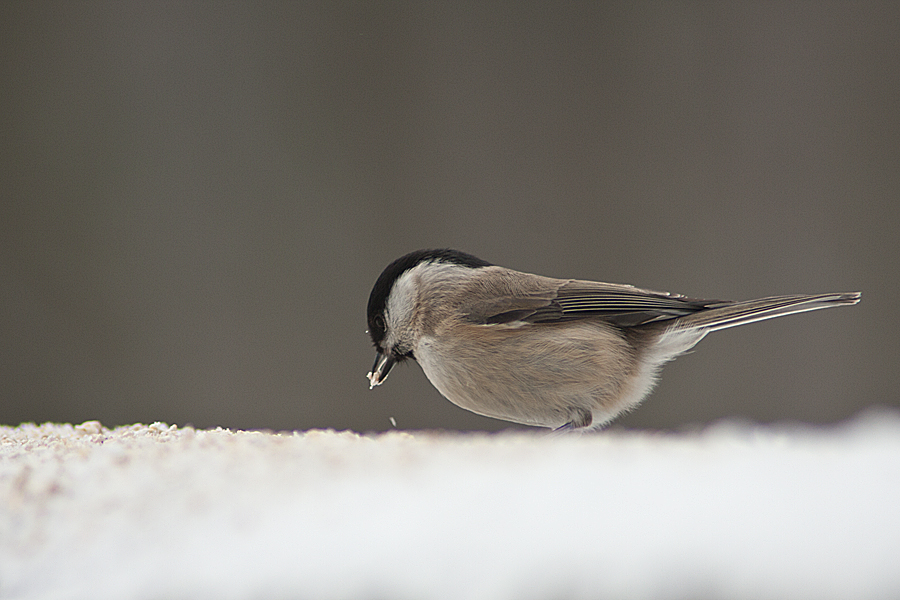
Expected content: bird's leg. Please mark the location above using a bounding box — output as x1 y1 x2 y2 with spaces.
552 408 593 434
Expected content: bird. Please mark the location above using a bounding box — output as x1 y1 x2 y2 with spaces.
366 249 860 431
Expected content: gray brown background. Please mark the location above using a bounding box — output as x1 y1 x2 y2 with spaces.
2 2 897 432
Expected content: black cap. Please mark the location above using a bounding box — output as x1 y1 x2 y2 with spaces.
366 249 491 347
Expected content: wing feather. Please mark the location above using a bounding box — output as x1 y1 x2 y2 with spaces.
463 275 716 328
459 269 859 331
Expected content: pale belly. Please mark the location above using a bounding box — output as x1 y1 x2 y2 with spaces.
414 321 641 428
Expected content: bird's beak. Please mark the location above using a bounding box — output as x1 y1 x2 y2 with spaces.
367 351 396 389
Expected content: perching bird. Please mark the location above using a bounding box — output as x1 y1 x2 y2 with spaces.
366 249 860 431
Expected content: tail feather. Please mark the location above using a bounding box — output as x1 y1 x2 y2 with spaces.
674 292 861 332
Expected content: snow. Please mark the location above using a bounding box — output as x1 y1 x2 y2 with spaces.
2 412 899 600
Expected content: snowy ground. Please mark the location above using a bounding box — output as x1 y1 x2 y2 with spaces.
1 412 899 600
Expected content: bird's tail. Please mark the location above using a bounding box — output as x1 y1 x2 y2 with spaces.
674 292 861 332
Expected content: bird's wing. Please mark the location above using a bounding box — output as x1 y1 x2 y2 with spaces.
463 274 720 328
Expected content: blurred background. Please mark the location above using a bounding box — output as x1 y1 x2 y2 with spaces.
1 2 897 433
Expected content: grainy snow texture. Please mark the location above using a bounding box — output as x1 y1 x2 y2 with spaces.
1 413 899 600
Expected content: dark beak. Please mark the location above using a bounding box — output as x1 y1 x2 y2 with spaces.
367 351 396 389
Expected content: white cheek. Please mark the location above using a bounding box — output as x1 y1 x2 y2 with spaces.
383 268 419 348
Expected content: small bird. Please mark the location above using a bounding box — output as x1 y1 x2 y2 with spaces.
366 249 860 431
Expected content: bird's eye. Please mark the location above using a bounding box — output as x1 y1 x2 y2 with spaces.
373 315 385 331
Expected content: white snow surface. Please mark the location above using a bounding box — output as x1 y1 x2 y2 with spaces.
2 412 899 600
